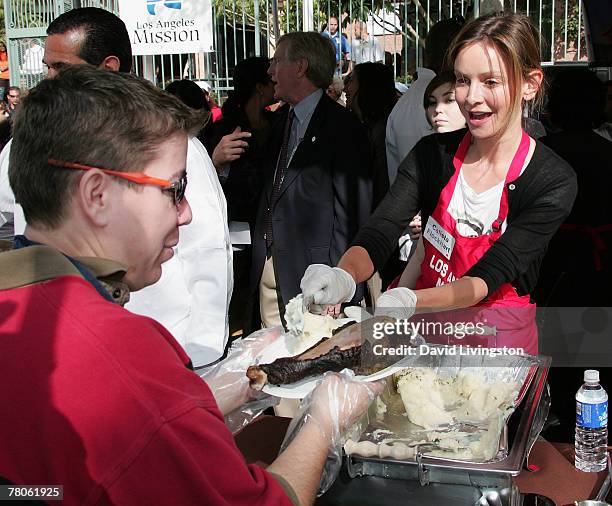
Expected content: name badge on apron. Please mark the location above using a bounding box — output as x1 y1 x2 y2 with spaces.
423 215 456 260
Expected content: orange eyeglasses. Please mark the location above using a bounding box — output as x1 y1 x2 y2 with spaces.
48 159 187 206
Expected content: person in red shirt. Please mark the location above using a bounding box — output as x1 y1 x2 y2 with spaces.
0 41 9 101
0 65 377 505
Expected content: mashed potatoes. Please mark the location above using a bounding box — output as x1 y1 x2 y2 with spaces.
284 295 343 354
395 368 520 429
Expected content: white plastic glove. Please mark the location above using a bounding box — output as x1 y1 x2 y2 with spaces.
375 287 418 320
300 264 356 305
199 327 281 431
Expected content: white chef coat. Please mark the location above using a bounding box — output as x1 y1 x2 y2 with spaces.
127 137 233 367
0 140 25 231
0 136 233 368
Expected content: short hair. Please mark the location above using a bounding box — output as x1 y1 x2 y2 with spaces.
166 79 207 110
7 86 20 95
10 66 202 228
446 13 543 134
278 32 336 89
47 7 132 73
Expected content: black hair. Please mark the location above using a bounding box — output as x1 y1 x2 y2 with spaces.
47 7 132 73
352 62 397 126
423 71 456 109
222 57 270 119
166 79 209 111
424 16 466 73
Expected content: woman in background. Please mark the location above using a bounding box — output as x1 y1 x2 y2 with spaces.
397 71 468 265
345 62 397 208
0 42 9 102
424 71 467 133
208 56 277 336
166 79 213 149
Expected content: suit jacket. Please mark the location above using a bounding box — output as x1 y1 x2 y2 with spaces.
251 93 374 314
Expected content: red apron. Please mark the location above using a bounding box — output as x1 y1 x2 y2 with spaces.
415 130 537 355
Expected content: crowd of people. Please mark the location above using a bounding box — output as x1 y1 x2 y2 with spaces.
0 4 611 504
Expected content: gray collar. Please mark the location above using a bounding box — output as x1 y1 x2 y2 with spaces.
291 88 323 126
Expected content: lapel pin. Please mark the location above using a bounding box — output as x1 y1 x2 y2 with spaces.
311 136 316 143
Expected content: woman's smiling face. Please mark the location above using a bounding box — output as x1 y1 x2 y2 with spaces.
453 42 516 140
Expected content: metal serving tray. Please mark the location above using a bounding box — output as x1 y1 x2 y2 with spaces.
345 356 551 489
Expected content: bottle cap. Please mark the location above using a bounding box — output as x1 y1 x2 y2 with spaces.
584 369 600 383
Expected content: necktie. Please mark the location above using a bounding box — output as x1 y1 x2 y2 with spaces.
265 109 295 248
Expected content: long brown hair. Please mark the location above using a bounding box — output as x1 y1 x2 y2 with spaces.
446 13 544 134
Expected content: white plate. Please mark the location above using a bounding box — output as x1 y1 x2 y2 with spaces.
254 322 413 399
261 357 415 398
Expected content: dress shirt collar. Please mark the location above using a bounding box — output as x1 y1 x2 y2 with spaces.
291 88 323 127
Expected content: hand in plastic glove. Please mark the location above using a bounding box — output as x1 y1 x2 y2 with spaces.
273 371 383 498
301 264 356 306
375 287 418 320
308 372 384 438
200 327 281 422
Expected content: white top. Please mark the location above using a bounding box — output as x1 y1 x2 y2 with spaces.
448 161 528 238
0 140 26 231
0 137 232 368
127 137 233 367
350 36 384 65
448 170 506 238
385 67 436 184
22 43 45 74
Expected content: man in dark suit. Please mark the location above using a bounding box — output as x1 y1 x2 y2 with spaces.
251 31 373 329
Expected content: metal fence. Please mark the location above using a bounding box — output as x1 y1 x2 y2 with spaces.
4 0 591 97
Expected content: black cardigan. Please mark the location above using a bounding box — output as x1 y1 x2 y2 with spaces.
352 128 578 298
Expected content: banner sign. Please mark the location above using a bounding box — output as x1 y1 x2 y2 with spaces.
118 0 213 55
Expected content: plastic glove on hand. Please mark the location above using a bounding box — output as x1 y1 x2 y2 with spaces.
280 371 383 494
199 327 282 415
300 264 356 306
375 287 418 320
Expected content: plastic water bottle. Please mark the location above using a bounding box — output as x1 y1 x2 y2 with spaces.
575 369 608 472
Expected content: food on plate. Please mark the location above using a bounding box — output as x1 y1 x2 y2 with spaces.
284 295 344 354
246 316 397 390
247 341 361 390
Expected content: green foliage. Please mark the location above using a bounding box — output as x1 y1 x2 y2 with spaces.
211 0 391 33
0 4 4 41
558 1 580 44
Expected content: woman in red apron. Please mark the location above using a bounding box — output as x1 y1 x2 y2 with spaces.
409 130 537 354
377 18 547 355
300 13 577 357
